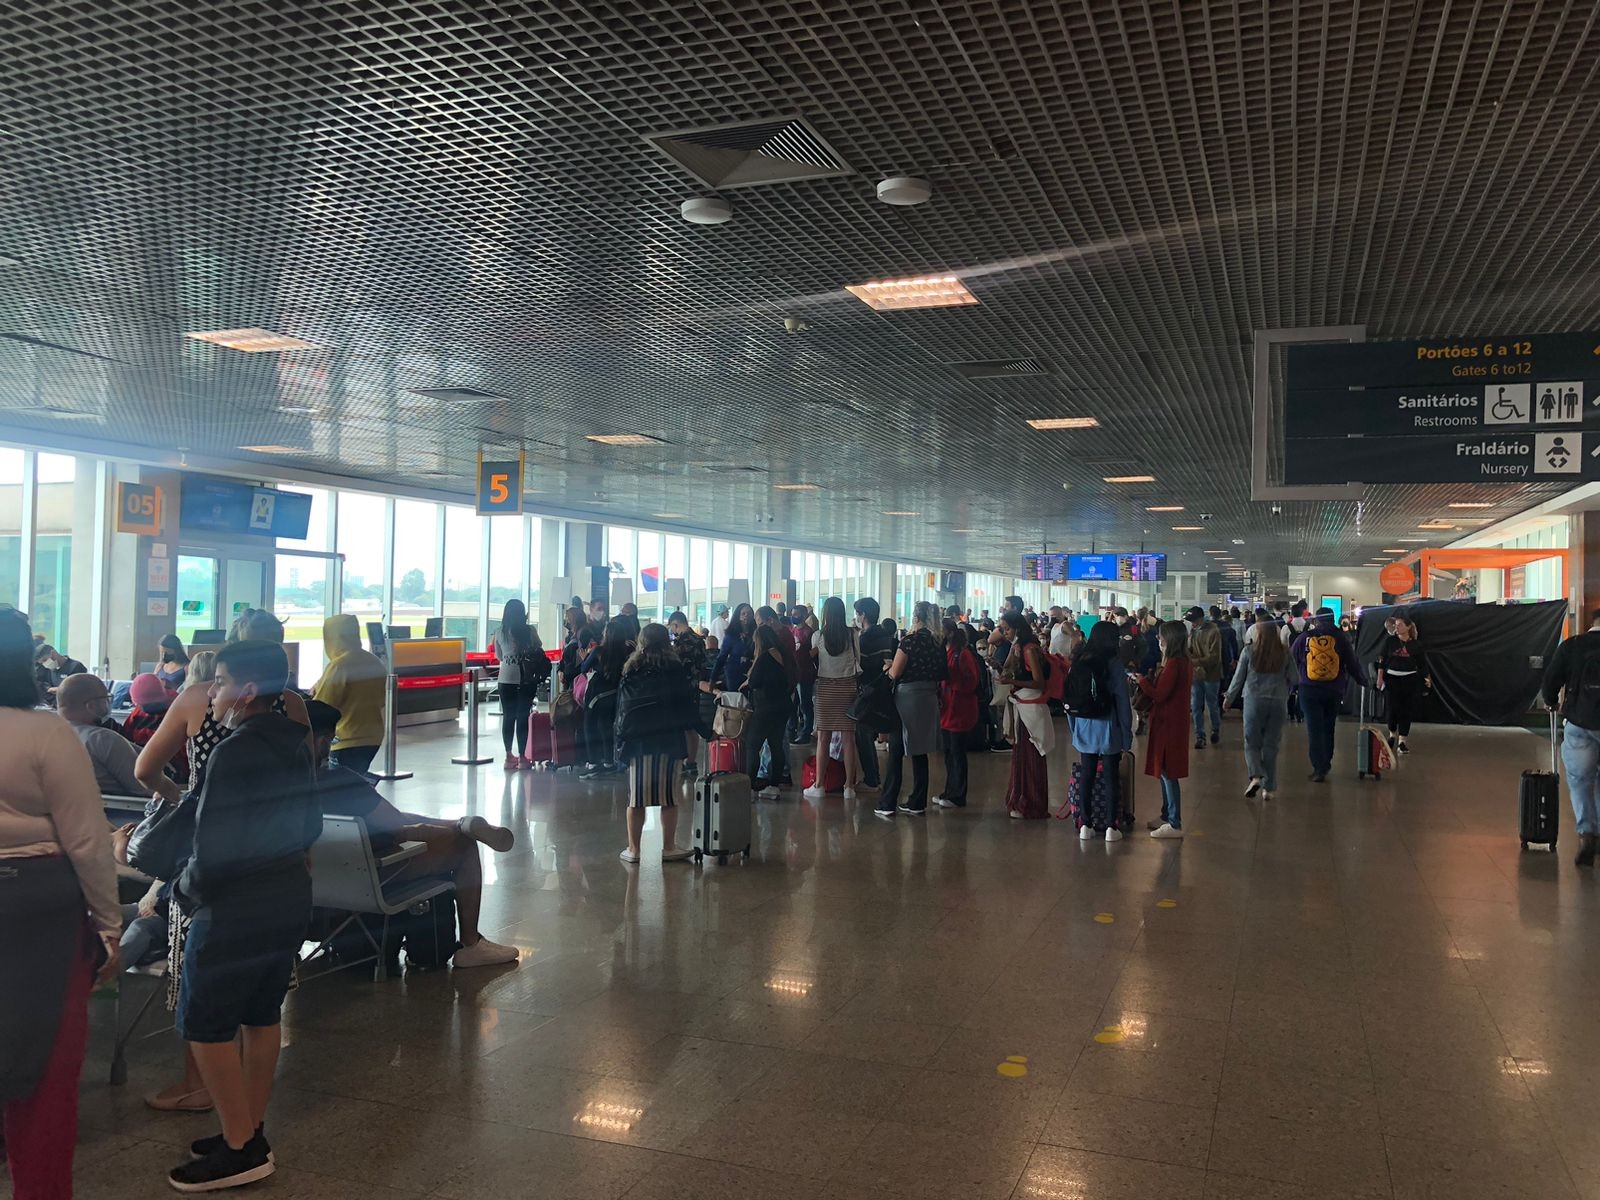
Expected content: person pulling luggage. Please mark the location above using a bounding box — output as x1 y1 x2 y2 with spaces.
1541 610 1600 865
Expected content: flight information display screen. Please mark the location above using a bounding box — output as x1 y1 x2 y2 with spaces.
1118 553 1167 581
1021 553 1069 581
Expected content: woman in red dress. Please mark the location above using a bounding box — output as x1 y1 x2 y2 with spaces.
1136 621 1193 839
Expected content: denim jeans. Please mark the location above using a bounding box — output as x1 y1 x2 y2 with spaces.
1561 720 1600 836
1299 688 1340 775
1160 775 1181 828
1191 680 1221 739
1242 696 1287 790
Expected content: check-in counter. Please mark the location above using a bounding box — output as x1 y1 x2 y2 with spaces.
390 637 466 727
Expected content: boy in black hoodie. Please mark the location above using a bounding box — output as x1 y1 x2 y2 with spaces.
169 640 319 1193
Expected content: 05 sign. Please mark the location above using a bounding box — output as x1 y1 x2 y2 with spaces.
476 455 524 515
116 482 164 536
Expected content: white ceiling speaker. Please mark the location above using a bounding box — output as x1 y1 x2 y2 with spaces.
680 196 732 225
876 176 932 206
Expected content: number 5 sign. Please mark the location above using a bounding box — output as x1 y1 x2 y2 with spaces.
476 453 524 515
116 482 164 536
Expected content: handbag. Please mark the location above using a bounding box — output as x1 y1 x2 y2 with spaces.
847 672 898 732
713 692 751 739
572 670 592 707
126 793 198 881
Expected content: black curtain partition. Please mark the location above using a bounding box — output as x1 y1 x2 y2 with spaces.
1353 600 1567 726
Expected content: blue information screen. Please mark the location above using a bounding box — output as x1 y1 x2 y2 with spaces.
1068 554 1115 581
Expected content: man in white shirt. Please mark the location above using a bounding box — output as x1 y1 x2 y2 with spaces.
56 673 151 798
1244 599 1305 648
1048 612 1072 657
708 605 731 644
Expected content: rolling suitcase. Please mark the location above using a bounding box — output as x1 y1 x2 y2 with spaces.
693 773 752 864
548 712 580 772
1356 690 1393 780
1520 711 1560 851
527 710 554 766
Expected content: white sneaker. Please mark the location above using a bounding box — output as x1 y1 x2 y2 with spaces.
760 786 781 800
1243 778 1261 798
1105 828 1124 842
1008 810 1024 819
1150 823 1185 839
661 847 693 862
452 937 519 968
1079 825 1093 841
619 848 640 863
801 786 824 801
842 787 858 801
459 815 515 853
1260 790 1274 801
930 795 944 806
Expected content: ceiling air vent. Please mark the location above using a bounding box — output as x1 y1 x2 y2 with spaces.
411 386 508 402
645 117 851 189
946 358 1050 379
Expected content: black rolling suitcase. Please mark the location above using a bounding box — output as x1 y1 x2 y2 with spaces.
1520 711 1560 851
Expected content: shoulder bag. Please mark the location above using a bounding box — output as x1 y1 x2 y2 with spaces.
126 792 199 881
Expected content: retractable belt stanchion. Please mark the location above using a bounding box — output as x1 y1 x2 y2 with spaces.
370 673 413 781
453 666 494 766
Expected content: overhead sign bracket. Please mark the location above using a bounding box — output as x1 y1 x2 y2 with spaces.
1251 325 1367 501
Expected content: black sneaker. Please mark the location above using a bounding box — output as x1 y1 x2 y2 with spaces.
190 1128 272 1164
1194 737 1205 750
1309 773 1328 783
1396 739 1410 754
169 1137 274 1192
898 802 927 815
1576 834 1597 867
1209 732 1220 745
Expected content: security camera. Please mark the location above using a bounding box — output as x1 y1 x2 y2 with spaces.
1199 513 1214 522
1270 503 1283 516
784 317 809 335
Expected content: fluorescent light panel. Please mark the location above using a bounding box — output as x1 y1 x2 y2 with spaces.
187 328 317 353
1171 525 1204 531
1027 417 1100 430
881 510 921 516
774 483 820 491
845 275 977 311
1448 502 1494 508
586 433 664 446
1145 505 1183 512
239 443 307 455
1103 474 1156 484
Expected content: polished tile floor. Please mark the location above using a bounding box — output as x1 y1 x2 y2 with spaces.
33 712 1600 1199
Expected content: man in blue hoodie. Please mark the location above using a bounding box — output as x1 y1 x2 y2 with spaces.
1291 607 1367 783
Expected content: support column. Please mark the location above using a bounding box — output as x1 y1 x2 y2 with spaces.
106 464 182 678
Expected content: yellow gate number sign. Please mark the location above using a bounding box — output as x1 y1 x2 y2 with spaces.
116 482 164 536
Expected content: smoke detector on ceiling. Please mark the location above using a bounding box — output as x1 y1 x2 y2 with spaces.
681 197 732 225
877 176 931 206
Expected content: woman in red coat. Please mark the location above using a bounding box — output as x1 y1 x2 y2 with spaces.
1136 621 1192 839
935 620 981 808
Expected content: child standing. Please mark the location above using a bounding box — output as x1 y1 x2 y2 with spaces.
1136 621 1194 839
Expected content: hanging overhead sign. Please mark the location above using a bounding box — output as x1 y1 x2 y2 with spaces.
1285 430 1596 484
476 453 524 515
1283 331 1600 485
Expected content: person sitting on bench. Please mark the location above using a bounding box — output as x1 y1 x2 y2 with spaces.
303 700 520 970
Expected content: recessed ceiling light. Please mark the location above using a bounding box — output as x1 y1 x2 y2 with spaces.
187 328 317 353
276 404 319 415
586 433 665 446
652 512 689 519
239 444 308 455
1382 548 1406 553
1103 474 1156 484
845 275 978 311
951 528 979 533
1232 538 1245 545
1026 417 1100 430
1171 525 1204 531
1417 522 1457 530
1204 550 1230 555
775 483 820 491
881 510 921 517
1145 505 1184 512
1448 502 1494 508
1398 536 1430 542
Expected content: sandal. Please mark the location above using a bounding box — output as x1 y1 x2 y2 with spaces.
144 1086 215 1113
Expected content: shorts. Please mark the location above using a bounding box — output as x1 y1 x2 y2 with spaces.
176 900 309 1043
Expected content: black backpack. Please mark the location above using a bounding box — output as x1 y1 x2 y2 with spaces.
1064 654 1114 719
975 656 994 708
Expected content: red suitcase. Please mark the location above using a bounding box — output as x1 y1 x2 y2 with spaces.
706 737 740 776
527 711 554 766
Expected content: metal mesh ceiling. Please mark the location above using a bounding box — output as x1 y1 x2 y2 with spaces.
3 0 1598 575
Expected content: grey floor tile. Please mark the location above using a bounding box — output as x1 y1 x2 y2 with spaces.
1015 1145 1206 1200
1042 1089 1215 1168
835 1119 1034 1200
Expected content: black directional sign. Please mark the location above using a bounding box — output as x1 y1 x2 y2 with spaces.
1285 381 1600 439
1285 430 1599 485
1207 571 1258 594
1287 332 1600 389
1283 331 1600 485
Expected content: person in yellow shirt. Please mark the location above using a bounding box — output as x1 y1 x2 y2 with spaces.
311 615 386 776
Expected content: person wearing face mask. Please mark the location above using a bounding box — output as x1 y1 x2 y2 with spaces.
56 673 151 798
33 642 88 705
155 634 191 691
165 640 322 1193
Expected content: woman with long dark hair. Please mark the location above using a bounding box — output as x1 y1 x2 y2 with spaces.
711 603 757 692
934 619 981 808
1138 621 1193 837
0 610 119 1196
493 599 547 769
742 624 793 799
1069 620 1135 838
614 623 713 863
155 633 190 690
1000 611 1052 818
1224 617 1296 801
806 596 861 801
579 616 637 778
